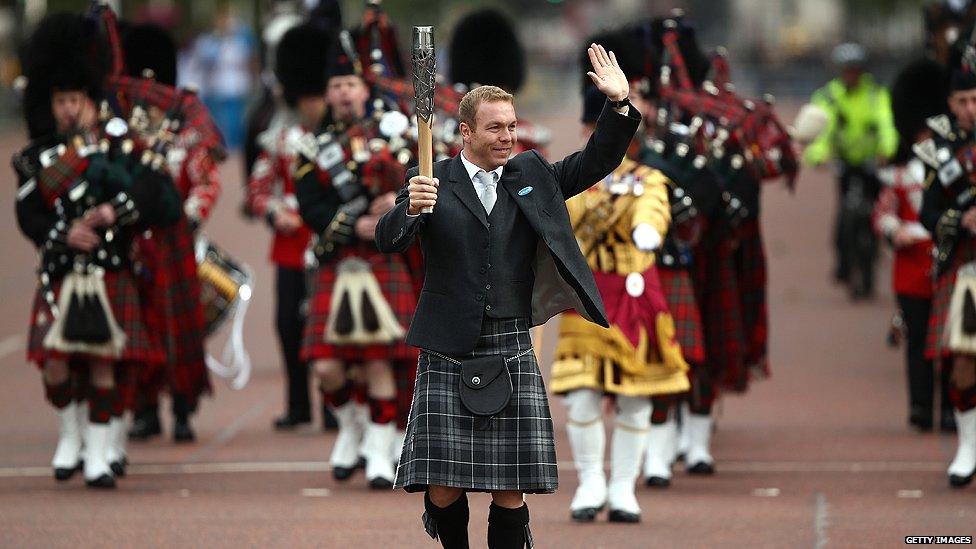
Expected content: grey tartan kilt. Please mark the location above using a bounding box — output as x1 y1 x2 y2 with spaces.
394 317 558 494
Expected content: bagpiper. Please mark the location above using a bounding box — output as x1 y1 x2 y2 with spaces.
294 29 421 489
917 46 976 488
121 22 222 444
13 11 181 488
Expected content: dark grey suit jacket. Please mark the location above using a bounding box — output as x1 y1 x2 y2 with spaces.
375 102 640 354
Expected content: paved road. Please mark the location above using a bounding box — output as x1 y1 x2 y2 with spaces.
0 106 972 548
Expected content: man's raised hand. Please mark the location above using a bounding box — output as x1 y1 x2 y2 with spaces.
586 43 629 102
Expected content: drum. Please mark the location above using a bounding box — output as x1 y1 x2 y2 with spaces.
195 235 254 389
195 236 253 336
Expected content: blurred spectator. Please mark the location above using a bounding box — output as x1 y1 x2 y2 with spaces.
180 4 257 149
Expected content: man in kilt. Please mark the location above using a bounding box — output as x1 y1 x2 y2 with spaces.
13 12 181 488
295 31 420 489
376 43 640 548
550 67 690 524
918 60 976 488
245 23 321 432
121 23 221 444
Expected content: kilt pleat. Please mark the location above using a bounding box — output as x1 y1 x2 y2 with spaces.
395 317 558 494
27 269 163 365
693 222 746 393
301 249 417 362
659 267 705 364
928 237 976 359
734 218 770 381
135 220 211 406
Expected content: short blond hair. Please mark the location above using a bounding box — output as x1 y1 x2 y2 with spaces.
458 85 514 129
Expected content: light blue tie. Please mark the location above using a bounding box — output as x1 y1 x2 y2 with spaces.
476 170 498 214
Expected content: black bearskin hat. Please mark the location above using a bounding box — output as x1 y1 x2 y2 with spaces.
891 58 948 162
639 17 711 89
308 0 343 33
21 12 110 139
122 23 177 86
276 23 333 107
448 9 525 93
326 30 361 79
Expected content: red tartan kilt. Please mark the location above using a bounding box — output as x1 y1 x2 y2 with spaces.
927 237 976 359
301 250 418 362
659 267 705 364
734 218 770 377
693 224 746 393
133 221 210 406
27 270 164 366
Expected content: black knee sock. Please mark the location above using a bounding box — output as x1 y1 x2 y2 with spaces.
487 503 532 549
423 491 469 549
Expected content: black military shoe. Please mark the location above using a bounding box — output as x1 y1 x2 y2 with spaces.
85 474 116 489
687 461 715 475
332 457 365 481
949 471 974 488
570 506 603 522
909 406 934 432
274 412 312 431
173 419 196 443
128 408 162 441
54 463 81 481
369 477 394 490
645 476 670 488
608 509 641 523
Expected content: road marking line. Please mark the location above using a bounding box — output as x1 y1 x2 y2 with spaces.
897 490 924 499
0 335 24 361
184 393 276 463
753 488 780 497
301 488 331 497
814 492 829 549
0 460 953 479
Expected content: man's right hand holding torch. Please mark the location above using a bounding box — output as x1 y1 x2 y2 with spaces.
407 176 440 216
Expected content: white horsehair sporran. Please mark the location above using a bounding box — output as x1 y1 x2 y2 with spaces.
946 261 976 355
325 257 405 345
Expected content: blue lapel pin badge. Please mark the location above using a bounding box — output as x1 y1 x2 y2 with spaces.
518 186 533 196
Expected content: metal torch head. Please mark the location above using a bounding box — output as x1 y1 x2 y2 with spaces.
412 26 435 124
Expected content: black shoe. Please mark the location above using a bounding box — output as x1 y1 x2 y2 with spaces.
949 471 974 488
274 412 312 431
570 506 603 522
54 463 81 481
332 457 365 481
645 476 670 488
369 477 394 490
687 461 715 475
909 407 934 432
608 509 641 523
173 419 195 443
110 460 126 477
941 411 957 433
322 406 339 432
85 474 116 489
128 411 161 441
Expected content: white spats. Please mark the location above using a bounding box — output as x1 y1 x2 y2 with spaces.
329 402 365 470
948 408 976 484
643 418 677 483
51 401 82 472
362 421 396 486
83 423 114 486
685 412 715 472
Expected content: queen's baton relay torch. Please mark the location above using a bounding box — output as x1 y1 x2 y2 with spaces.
412 26 436 213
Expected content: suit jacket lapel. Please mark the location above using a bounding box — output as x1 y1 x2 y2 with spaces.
449 155 488 228
498 164 544 232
